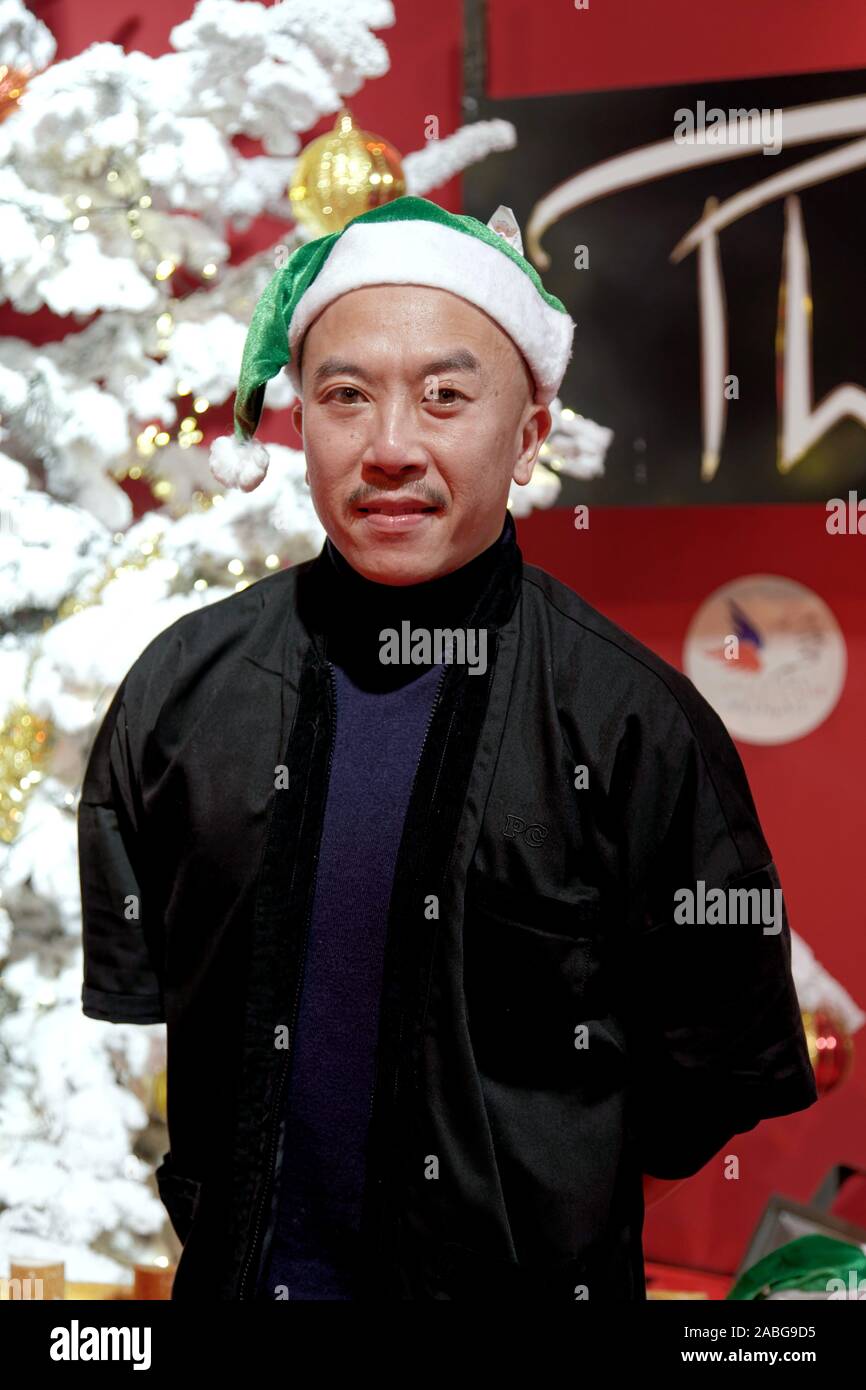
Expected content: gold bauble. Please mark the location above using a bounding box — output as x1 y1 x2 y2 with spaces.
127 1064 167 1122
150 1066 167 1123
0 64 31 123
801 1008 853 1097
0 704 53 844
289 108 406 238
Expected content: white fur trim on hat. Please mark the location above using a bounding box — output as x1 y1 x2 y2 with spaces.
209 434 270 492
284 219 575 405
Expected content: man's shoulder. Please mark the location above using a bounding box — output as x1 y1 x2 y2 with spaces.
521 560 687 691
520 561 728 742
119 562 305 696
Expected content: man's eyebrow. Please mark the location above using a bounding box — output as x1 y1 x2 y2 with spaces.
310 350 482 386
311 357 374 385
417 350 482 378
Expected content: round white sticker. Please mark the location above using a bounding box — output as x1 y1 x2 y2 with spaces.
683 574 846 745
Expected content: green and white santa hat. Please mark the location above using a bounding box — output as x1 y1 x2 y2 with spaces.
209 194 576 491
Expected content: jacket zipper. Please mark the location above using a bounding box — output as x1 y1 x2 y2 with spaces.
237 661 338 1300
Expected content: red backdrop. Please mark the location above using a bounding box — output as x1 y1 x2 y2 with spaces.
14 0 865 1279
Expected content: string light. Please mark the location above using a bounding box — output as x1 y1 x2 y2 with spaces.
0 702 52 843
37 156 244 494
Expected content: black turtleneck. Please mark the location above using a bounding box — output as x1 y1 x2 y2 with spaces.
316 510 517 690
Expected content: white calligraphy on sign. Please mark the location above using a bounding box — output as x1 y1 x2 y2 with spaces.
527 95 866 478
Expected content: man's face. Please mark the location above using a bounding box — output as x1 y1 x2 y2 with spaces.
291 284 552 584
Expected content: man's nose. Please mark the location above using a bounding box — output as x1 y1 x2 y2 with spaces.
362 397 429 470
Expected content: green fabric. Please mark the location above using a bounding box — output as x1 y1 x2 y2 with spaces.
231 194 570 443
233 230 337 440
726 1233 866 1300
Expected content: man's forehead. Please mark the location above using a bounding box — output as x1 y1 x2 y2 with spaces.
300 286 532 382
308 349 483 387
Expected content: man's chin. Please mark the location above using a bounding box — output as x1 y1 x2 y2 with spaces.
340 515 449 585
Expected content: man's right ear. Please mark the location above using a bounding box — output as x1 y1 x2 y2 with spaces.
292 400 303 436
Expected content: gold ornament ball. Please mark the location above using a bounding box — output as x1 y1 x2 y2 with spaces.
801 1008 853 1097
0 65 31 123
126 1065 166 1122
289 108 406 238
151 1067 167 1123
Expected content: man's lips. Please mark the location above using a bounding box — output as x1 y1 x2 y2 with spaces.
354 500 440 532
356 501 439 515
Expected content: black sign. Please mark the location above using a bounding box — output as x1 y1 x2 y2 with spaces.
465 67 866 505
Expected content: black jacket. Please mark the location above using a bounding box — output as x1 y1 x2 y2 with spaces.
78 511 818 1300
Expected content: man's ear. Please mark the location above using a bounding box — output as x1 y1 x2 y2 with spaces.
512 402 552 486
292 399 303 436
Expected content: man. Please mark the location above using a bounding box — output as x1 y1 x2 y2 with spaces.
78 195 818 1301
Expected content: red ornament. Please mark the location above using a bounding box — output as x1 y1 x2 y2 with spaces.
801 1008 853 1096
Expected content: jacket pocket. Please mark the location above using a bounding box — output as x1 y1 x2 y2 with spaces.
462 870 603 1087
154 1151 203 1246
465 867 605 937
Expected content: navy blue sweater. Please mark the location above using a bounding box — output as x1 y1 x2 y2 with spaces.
257 515 514 1299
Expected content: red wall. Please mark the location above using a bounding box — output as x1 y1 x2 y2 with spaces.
487 0 866 97
17 1 865 1278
